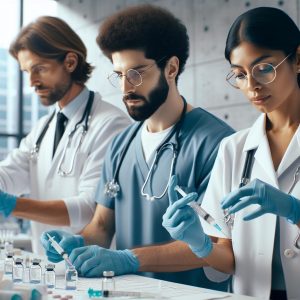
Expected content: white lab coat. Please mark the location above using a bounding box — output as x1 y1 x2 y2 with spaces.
201 114 300 300
0 91 130 253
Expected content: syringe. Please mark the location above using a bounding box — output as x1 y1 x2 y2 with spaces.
46 233 73 267
174 186 229 238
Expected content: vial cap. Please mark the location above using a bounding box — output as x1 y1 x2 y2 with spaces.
14 258 23 264
45 263 55 270
6 252 14 258
103 270 114 277
32 258 41 265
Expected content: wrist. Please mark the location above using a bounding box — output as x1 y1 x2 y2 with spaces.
0 191 17 217
117 249 140 274
189 235 213 258
287 196 300 224
74 235 84 247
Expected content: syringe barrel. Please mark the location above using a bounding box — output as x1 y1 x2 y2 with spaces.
189 202 207 219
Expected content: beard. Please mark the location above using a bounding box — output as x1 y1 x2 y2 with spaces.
123 72 169 121
36 78 72 106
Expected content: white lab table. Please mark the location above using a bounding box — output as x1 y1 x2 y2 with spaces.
0 250 263 300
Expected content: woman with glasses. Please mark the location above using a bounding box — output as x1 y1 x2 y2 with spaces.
163 7 300 300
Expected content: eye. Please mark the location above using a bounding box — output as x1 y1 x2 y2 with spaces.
233 71 246 80
255 63 273 74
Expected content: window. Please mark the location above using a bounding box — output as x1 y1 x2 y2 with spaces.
0 0 57 160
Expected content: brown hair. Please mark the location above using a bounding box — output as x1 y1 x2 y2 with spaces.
9 16 93 84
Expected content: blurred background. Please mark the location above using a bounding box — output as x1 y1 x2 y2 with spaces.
0 0 298 244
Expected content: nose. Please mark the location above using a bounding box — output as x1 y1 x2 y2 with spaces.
246 73 262 91
29 72 40 88
121 76 135 94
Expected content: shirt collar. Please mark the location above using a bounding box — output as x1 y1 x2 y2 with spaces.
55 87 89 120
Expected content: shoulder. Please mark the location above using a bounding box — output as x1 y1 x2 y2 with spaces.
218 128 251 157
181 108 235 147
106 122 139 154
92 92 129 121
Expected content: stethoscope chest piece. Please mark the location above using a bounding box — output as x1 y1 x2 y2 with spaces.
104 180 120 198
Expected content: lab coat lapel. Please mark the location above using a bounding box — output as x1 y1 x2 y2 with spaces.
244 114 278 187
276 125 300 177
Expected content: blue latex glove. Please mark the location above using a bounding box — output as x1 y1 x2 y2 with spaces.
40 230 84 263
162 175 213 257
69 245 139 277
221 179 300 224
0 190 17 217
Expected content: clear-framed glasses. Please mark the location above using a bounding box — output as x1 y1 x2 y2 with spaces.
226 53 292 89
107 57 166 89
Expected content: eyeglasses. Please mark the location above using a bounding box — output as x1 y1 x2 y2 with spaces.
226 53 292 89
107 57 166 90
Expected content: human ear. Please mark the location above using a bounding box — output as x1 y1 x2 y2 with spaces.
295 46 300 73
164 56 179 81
64 52 78 72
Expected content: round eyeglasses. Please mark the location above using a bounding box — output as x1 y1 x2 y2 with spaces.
226 53 292 89
107 57 166 90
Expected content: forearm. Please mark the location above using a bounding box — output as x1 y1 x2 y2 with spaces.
13 198 70 226
133 238 234 274
132 240 209 272
80 204 115 248
202 239 235 274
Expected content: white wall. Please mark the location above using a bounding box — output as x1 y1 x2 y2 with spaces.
55 0 299 130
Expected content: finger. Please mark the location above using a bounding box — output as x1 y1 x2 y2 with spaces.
79 256 100 276
168 207 195 227
69 246 89 266
168 175 178 205
170 217 196 240
221 185 254 209
165 192 198 218
243 207 266 221
83 266 101 278
45 251 63 263
227 195 261 214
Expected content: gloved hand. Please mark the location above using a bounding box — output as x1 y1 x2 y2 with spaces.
69 245 139 277
162 175 213 257
0 190 17 217
40 230 84 263
221 178 300 224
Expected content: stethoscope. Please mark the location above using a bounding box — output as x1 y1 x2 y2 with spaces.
224 148 300 250
104 97 187 201
30 91 94 177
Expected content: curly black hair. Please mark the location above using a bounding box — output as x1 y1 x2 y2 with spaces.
97 4 189 83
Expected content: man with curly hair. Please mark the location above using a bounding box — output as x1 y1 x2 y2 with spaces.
42 5 233 290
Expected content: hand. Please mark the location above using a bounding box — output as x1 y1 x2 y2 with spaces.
0 190 17 217
221 179 300 224
40 230 84 263
69 246 139 277
162 175 212 257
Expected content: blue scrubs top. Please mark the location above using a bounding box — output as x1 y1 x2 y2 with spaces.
96 107 234 289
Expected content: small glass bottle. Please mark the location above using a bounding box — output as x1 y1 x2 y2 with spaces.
44 264 56 288
12 258 23 283
65 265 78 290
29 258 42 283
102 271 115 292
4 252 13 274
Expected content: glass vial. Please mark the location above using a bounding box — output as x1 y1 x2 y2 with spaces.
65 265 78 290
12 258 23 283
44 264 56 288
102 271 115 291
30 258 42 284
4 252 13 274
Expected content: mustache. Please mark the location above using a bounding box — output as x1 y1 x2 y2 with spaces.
35 86 48 92
123 93 146 102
